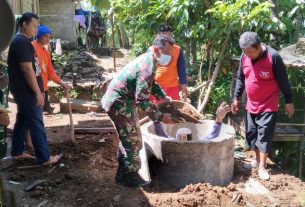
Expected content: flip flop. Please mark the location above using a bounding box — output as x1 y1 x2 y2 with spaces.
12 152 35 160
258 168 270 180
42 153 63 166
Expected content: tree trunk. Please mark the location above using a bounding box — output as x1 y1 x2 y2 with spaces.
208 42 214 80
117 25 123 48
111 13 116 70
197 46 207 108
197 33 230 113
268 0 281 44
191 39 197 64
185 41 191 69
293 10 302 43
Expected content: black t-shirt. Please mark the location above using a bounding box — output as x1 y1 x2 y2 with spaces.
7 34 43 96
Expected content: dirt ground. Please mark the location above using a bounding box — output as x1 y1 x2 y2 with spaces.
1 102 305 207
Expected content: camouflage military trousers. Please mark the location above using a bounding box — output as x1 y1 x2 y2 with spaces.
107 102 142 172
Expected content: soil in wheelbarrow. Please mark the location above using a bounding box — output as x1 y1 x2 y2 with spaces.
157 102 202 123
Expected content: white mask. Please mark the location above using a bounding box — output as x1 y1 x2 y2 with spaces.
157 54 172 66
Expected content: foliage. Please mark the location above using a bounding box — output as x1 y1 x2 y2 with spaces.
277 0 305 43
91 0 111 11
189 68 231 114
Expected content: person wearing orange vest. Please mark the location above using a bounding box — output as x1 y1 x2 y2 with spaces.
25 25 70 150
153 24 188 102
150 25 189 138
32 25 70 113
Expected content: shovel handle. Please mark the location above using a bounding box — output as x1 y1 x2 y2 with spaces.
66 90 76 144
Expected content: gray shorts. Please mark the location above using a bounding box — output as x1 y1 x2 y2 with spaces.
245 111 277 153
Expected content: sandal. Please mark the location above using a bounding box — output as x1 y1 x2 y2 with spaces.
12 152 35 160
42 153 62 166
258 168 270 180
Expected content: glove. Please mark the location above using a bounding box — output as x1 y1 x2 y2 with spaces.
154 121 168 138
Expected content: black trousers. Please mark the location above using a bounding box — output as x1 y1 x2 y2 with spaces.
245 111 277 153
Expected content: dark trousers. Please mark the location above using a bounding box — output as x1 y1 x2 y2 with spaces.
245 111 277 153
43 91 51 111
11 93 50 164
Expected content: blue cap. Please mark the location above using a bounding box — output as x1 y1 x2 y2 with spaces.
36 25 51 39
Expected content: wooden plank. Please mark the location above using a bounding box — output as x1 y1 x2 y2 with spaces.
273 136 303 142
74 127 116 134
228 116 304 140
276 123 305 127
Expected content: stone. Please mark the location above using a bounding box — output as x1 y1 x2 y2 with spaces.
296 38 305 56
29 190 44 198
55 178 63 185
113 195 121 203
72 65 78 73
65 173 73 180
80 61 91 68
79 67 95 75
60 98 101 113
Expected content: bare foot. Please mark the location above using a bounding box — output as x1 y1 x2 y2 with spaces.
12 152 35 160
25 143 34 152
42 154 62 166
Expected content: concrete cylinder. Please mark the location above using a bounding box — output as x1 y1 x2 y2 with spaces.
139 120 235 188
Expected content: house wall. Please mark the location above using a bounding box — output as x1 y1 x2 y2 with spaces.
7 0 39 15
39 0 76 42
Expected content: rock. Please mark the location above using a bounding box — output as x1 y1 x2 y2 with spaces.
64 72 73 78
36 200 49 207
60 98 101 113
61 41 77 51
55 178 63 185
79 67 95 75
35 186 44 190
29 190 44 198
93 188 100 193
80 61 91 67
113 195 121 203
72 65 78 73
296 38 305 56
77 93 92 100
65 173 73 180
9 174 26 182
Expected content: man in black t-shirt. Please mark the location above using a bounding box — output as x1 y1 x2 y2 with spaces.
7 12 61 165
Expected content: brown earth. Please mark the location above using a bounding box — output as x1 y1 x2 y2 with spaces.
1 102 305 207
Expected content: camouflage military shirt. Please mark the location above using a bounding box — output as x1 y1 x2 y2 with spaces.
101 51 166 121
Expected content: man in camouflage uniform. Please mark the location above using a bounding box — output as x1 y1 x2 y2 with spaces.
101 34 175 187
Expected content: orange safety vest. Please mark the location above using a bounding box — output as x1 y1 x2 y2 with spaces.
155 44 180 88
32 41 61 91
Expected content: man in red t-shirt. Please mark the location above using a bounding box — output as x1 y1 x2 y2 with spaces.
231 32 294 180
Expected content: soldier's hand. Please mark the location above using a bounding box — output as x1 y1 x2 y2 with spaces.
162 113 175 124
163 96 172 103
